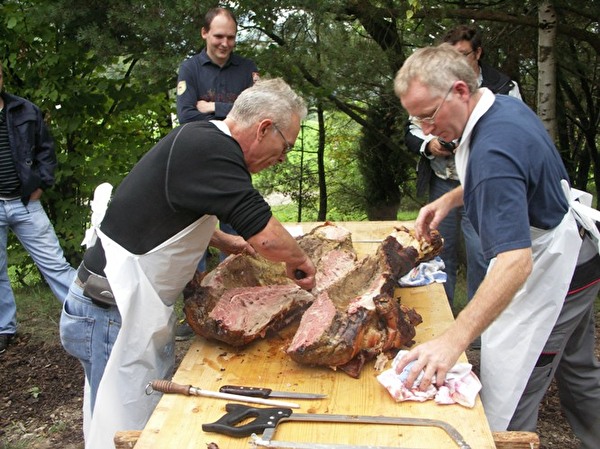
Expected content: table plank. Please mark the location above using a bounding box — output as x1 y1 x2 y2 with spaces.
282 220 416 257
132 222 495 448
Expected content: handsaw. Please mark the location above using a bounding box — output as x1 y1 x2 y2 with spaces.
202 403 472 449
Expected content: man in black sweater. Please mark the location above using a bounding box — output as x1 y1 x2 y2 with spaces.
59 78 316 449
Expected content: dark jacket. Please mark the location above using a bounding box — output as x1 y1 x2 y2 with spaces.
405 62 517 197
1 92 56 205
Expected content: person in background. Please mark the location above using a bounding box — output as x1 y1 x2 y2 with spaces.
60 78 316 449
176 7 259 124
0 61 75 354
175 7 259 339
394 44 600 448
405 24 521 309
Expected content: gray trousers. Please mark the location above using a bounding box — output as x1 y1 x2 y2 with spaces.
508 275 600 449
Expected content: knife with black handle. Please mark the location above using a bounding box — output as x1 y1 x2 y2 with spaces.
219 385 326 400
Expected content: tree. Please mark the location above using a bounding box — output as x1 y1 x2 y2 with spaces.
538 1 558 139
1 0 598 283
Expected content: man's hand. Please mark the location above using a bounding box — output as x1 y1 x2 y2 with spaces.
29 188 43 201
196 100 215 114
414 187 464 241
285 258 316 291
395 247 533 390
394 335 466 390
247 217 317 291
426 138 455 158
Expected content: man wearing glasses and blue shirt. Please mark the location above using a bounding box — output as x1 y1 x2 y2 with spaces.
394 44 600 449
405 24 521 312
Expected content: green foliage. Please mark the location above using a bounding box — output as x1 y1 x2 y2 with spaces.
12 280 62 341
1 0 598 276
357 92 414 219
254 113 371 221
1 0 194 266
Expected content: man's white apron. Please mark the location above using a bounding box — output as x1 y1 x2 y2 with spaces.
454 88 595 430
479 212 580 430
84 211 217 449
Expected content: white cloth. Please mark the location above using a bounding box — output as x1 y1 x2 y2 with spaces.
377 350 482 408
563 180 600 253
81 183 113 248
480 210 581 430
398 256 447 287
84 212 218 449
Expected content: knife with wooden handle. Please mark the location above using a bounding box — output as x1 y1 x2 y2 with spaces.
147 380 301 408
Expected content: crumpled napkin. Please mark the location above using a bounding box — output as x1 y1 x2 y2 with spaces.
398 256 447 287
377 350 482 408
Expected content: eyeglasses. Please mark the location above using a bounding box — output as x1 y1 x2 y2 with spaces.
460 50 474 57
409 84 454 127
273 123 293 155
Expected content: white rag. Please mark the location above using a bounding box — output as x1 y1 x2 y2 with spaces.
377 350 482 408
398 256 447 287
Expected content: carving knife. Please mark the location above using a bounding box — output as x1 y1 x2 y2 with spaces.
219 384 327 400
147 380 301 408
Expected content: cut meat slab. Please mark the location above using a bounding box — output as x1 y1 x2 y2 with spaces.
183 222 443 376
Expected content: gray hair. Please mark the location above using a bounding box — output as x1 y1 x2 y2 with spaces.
394 43 478 98
228 78 307 129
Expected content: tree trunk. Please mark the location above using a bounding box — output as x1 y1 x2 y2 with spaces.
317 102 328 221
537 2 558 140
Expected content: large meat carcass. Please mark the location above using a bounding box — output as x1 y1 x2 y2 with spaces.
183 223 442 377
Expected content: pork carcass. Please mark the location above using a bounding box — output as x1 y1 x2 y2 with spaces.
183 223 443 377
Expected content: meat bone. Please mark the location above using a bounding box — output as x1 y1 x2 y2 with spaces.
203 403 472 449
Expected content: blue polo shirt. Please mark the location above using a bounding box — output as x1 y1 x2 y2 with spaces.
176 49 258 123
464 95 570 260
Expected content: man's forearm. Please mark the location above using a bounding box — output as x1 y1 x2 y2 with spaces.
247 217 308 265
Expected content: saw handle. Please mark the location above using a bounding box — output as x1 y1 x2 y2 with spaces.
202 403 292 437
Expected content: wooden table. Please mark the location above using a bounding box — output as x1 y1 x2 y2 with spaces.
131 221 497 449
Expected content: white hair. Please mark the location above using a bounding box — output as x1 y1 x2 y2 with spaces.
228 78 307 128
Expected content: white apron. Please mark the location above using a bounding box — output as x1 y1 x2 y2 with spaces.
480 211 580 430
454 88 593 430
84 212 218 449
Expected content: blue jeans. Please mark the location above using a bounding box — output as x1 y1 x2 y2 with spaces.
429 176 488 305
0 198 76 335
197 221 237 271
60 279 121 413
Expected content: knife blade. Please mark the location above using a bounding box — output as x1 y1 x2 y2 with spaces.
219 385 326 400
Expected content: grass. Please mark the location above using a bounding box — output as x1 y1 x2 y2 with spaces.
13 280 63 343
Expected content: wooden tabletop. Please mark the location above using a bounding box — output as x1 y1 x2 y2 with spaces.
132 222 496 449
